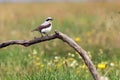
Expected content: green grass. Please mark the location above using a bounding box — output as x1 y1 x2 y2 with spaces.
0 3 120 80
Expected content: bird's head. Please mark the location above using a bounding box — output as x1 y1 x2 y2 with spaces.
45 17 53 22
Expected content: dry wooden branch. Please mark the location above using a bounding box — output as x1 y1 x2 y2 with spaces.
0 30 100 80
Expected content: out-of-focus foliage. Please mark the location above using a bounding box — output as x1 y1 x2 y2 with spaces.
0 3 120 80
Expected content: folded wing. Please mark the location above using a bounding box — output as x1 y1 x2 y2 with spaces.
32 22 51 32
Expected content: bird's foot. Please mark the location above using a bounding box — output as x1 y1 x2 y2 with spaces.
45 33 49 36
40 33 44 37
46 34 49 36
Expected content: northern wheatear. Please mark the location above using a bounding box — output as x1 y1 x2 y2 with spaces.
32 17 53 37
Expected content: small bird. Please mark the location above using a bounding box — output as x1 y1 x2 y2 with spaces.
32 17 53 37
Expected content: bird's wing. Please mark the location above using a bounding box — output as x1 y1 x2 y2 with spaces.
39 23 51 31
32 21 51 32
41 21 49 26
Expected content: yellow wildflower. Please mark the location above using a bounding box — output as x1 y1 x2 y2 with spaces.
75 37 81 42
68 52 71 56
34 62 40 66
65 58 78 68
35 57 40 61
40 64 45 68
97 63 107 69
86 31 92 37
87 51 92 59
56 63 62 68
32 49 37 55
82 64 87 69
68 52 75 57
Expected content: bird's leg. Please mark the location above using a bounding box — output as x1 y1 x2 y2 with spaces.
45 33 49 36
40 32 44 37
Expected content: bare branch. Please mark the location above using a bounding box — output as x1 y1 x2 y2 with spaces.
0 30 100 80
0 34 57 48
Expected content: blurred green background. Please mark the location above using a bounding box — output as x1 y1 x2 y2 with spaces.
0 3 120 80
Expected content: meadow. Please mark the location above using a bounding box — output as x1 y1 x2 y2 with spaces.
0 3 120 80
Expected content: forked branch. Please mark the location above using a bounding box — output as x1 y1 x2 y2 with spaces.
0 30 100 80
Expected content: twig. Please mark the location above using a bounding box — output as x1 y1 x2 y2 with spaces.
0 30 100 80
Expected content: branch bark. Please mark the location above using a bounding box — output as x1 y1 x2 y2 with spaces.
0 30 100 80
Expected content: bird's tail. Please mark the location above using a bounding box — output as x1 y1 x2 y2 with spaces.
31 28 38 32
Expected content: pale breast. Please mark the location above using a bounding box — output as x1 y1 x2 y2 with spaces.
41 25 52 33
